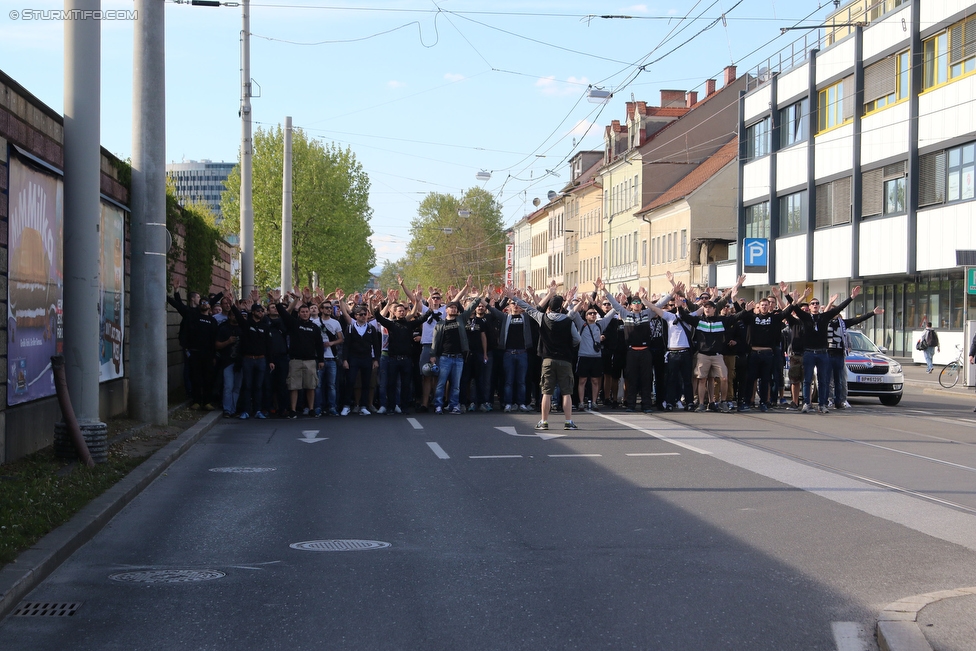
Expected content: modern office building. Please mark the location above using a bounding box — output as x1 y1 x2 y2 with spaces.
731 0 976 360
165 159 235 221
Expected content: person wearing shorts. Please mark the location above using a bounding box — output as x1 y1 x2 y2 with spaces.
505 286 581 431
275 300 325 418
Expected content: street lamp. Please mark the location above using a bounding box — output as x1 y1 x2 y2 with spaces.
587 87 611 104
476 170 491 181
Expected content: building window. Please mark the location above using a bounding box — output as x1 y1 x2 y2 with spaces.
746 117 771 159
815 177 852 228
818 77 853 132
947 141 976 202
864 51 909 113
778 191 806 235
779 99 808 148
924 17 976 90
680 230 687 259
863 162 907 217
744 202 770 239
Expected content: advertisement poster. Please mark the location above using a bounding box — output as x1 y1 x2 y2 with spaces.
99 203 124 381
7 155 64 406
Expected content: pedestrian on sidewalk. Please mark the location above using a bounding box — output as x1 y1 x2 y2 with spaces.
919 316 940 373
969 330 976 412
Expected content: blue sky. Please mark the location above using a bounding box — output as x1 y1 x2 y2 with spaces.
0 0 832 266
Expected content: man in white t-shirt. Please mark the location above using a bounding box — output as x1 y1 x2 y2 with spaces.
312 301 343 416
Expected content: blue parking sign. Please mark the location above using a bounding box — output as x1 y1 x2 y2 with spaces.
743 238 768 272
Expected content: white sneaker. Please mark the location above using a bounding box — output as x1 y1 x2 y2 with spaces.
504 404 513 413
800 403 810 413
340 406 351 416
359 406 371 416
675 400 684 410
839 401 851 409
377 406 387 414
518 404 530 412
394 405 402 414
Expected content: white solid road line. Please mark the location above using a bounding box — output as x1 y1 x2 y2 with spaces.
426 442 449 459
831 621 870 651
407 418 423 430
592 412 713 455
626 452 681 457
470 455 523 459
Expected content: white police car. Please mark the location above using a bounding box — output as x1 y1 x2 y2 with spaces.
844 330 904 405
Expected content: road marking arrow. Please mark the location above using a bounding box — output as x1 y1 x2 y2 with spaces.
298 430 327 444
494 426 565 441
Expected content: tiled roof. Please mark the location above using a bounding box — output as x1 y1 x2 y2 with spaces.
637 136 738 214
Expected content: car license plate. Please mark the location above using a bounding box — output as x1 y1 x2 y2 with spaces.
857 375 884 383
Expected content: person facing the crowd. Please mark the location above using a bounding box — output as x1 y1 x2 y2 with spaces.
506 283 581 430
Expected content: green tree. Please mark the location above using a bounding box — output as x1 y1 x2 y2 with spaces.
401 188 506 290
221 125 375 291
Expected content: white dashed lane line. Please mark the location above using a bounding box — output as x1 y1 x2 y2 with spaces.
626 452 681 457
407 418 423 430
548 454 602 458
426 442 449 459
469 455 523 459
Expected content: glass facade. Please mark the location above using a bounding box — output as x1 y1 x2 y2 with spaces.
850 271 974 356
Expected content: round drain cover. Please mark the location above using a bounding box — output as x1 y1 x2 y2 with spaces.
109 569 226 583
209 467 276 473
290 540 391 552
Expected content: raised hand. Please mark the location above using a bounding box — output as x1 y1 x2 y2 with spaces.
851 285 862 298
873 306 884 315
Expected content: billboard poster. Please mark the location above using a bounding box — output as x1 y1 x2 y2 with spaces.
99 203 124 381
7 155 64 406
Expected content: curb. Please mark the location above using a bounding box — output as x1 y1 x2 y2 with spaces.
0 409 221 621
877 587 976 651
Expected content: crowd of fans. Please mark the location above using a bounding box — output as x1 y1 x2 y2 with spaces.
167 271 882 420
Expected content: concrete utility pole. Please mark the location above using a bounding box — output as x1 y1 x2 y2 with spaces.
240 0 255 296
281 116 292 292
129 0 169 425
62 0 105 432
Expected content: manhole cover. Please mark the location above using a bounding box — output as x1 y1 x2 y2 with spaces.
109 570 226 583
14 602 82 617
289 540 391 552
209 467 276 473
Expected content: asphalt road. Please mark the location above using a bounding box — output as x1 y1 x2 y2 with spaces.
2 384 976 651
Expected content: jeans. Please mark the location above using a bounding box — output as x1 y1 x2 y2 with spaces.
502 350 528 406
803 349 831 406
434 354 464 410
828 352 847 404
315 359 337 412
239 356 266 415
923 346 935 372
221 364 242 414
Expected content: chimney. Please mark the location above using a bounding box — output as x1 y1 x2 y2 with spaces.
723 65 737 87
705 79 716 95
685 91 698 107
660 89 686 107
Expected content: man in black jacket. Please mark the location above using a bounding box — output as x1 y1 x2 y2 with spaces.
787 285 861 413
232 301 275 419
168 289 218 409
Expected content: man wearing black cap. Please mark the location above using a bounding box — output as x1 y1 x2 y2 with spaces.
505 285 581 430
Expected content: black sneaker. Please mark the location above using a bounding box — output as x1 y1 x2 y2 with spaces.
287 410 298 419
563 420 578 430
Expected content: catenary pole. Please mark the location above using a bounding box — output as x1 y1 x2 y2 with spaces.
129 0 169 424
281 116 292 292
240 0 254 296
62 0 105 429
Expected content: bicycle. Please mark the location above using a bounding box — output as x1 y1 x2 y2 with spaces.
938 344 965 388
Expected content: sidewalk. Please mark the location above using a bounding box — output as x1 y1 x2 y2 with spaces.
895 358 975 402
0 410 222 621
879 589 976 651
